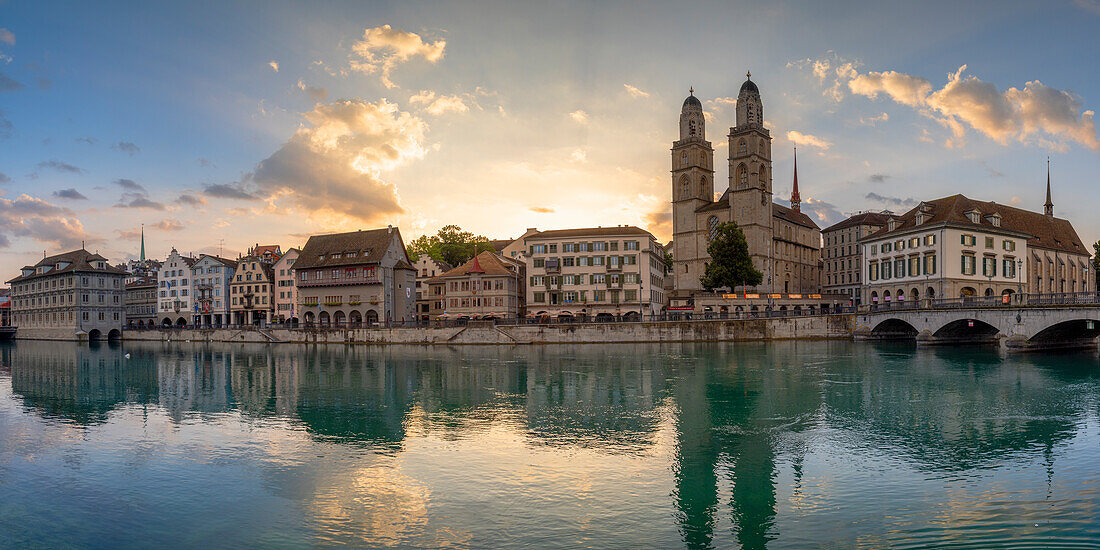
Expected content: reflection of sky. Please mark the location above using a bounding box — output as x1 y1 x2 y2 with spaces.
0 341 1099 547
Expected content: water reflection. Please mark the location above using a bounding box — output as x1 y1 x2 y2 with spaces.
2 340 1098 548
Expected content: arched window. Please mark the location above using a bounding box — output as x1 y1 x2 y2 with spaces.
707 216 720 241
759 166 767 187
738 139 747 154
680 151 688 166
699 176 709 198
689 120 697 137
737 164 748 187
679 175 690 199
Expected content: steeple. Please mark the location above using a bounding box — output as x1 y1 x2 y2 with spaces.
1044 157 1053 217
791 148 801 212
140 224 146 261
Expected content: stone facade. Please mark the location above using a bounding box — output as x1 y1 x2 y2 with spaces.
191 255 237 326
413 256 451 322
273 248 300 323
428 251 525 320
293 227 417 326
522 226 667 319
672 74 822 302
157 249 197 327
125 277 158 328
230 247 278 325
8 249 127 340
823 212 896 305
861 194 1092 304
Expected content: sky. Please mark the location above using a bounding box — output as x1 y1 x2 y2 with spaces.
1 0 1099 267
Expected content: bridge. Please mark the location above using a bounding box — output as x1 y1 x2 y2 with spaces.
855 292 1100 351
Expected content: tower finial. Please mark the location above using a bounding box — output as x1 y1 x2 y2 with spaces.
791 147 801 212
689 86 694 96
746 70 751 79
1044 156 1053 217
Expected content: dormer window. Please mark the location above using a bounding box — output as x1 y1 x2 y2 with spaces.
918 201 933 212
966 209 981 223
887 219 897 231
985 213 1001 227
915 212 927 225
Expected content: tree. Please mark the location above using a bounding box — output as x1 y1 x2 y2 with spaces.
406 225 494 266
700 221 763 291
1093 240 1100 292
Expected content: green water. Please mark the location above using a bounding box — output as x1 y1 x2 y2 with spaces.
1 340 1099 549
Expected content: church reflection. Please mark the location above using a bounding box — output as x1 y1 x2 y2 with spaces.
3 340 1096 549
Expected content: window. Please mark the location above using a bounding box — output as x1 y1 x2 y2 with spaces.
531 244 546 254
894 259 906 278
961 254 976 275
548 244 558 253
1002 240 1016 252
924 234 936 246
300 272 308 281
895 240 905 251
882 243 892 253
961 234 976 246
982 257 997 277
1003 258 1017 278
533 292 545 303
909 237 919 248
908 256 920 276
985 236 994 249
881 262 892 280
924 254 937 275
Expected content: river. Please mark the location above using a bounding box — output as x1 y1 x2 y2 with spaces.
1 340 1098 548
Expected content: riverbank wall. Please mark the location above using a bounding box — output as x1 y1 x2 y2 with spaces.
119 314 855 345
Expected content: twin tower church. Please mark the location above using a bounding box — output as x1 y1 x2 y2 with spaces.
670 72 822 302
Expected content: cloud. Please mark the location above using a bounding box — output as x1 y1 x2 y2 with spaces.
786 130 832 150
0 110 10 139
980 161 1005 178
0 172 9 183
349 25 446 88
176 193 208 206
117 219 184 240
202 183 257 200
409 89 468 115
252 98 424 223
704 97 738 110
569 110 589 124
0 28 13 46
197 158 214 167
36 159 85 174
643 210 672 241
52 188 88 200
796 197 846 226
865 192 917 208
623 84 650 99
529 206 554 214
113 178 146 192
569 149 587 163
150 219 184 231
268 60 279 72
296 79 328 101
75 136 97 145
1074 0 1100 13
859 112 889 125
115 193 166 210
799 56 1100 151
0 194 99 249
111 141 141 156
868 174 890 183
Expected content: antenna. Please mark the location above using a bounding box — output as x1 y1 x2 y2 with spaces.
218 239 225 258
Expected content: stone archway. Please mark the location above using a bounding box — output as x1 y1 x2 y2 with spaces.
333 310 346 327
318 311 330 326
107 329 121 341
349 310 362 327
365 310 379 325
88 329 102 342
304 311 315 325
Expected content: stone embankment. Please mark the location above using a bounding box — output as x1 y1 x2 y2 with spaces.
122 315 855 345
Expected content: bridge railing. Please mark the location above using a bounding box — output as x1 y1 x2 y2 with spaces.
863 292 1100 312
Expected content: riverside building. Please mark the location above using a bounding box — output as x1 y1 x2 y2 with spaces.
230 245 280 325
522 226 667 320
125 277 158 328
8 249 127 340
157 248 197 327
413 256 451 322
427 251 525 320
191 255 237 326
823 211 897 306
293 227 417 326
273 248 300 324
860 187 1091 305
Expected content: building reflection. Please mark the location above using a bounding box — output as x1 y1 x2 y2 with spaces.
2 340 1096 548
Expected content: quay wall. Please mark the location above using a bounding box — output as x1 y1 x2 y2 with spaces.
118 315 855 345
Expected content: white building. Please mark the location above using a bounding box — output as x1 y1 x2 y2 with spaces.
157 248 197 327
191 255 237 326
273 248 300 324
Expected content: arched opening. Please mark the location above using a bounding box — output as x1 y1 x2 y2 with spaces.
870 291 879 303
333 310 346 327
162 318 172 327
960 287 977 298
884 290 892 302
759 165 767 187
318 311 330 327
932 319 1001 344
926 287 936 300
595 312 614 322
88 329 102 342
736 163 748 188
349 310 362 327
679 175 690 199
699 176 709 198
304 311 315 326
870 318 918 339
175 317 187 328
365 310 379 325
107 329 121 341
622 311 641 322
910 288 920 301
984 287 994 297
1025 319 1100 350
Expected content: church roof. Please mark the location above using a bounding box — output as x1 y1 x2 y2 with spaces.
823 211 898 233
865 194 1087 256
739 74 759 95
774 203 819 230
682 93 702 111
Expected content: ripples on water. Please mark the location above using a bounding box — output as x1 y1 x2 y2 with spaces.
0 340 1099 549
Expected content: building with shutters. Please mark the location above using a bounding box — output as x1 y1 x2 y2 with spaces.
8 249 127 340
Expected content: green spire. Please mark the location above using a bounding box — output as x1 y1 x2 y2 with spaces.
140 224 146 261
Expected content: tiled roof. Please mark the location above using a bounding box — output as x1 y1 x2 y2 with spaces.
126 277 157 289
195 254 238 269
823 211 897 233
7 249 127 283
488 238 514 252
293 228 404 270
437 251 520 278
865 194 1087 256
527 225 655 240
774 203 819 230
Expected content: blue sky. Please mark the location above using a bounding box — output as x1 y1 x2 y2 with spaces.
1 0 1098 267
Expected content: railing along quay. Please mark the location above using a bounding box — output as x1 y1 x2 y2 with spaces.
864 292 1100 313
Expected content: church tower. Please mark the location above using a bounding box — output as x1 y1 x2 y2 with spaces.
672 89 715 292
728 72 774 291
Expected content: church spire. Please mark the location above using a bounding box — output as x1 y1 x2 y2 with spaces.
790 148 801 212
1044 157 1053 217
140 224 146 261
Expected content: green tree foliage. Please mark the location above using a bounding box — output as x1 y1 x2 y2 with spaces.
1093 240 1100 292
700 221 763 291
406 224 494 266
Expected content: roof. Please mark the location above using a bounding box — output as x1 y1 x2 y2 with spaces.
437 251 520 278
8 249 127 284
126 277 157 289
252 244 281 257
488 238 513 252
739 75 759 95
194 254 238 269
774 203 820 230
293 228 403 270
696 189 731 213
823 211 897 233
865 194 1087 256
526 226 655 240
682 93 702 111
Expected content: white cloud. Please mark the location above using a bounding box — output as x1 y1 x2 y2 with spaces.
859 112 889 125
704 97 737 111
849 70 933 107
0 28 13 47
0 194 98 249
268 60 279 72
252 98 426 224
569 149 587 163
569 109 589 124
786 130 832 150
296 79 328 101
409 90 469 115
349 25 446 89
623 84 650 99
